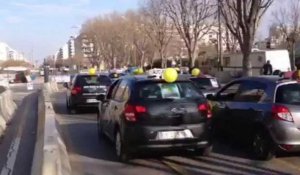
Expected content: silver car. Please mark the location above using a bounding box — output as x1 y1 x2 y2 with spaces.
208 76 300 160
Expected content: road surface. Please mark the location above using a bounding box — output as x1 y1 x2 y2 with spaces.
52 90 300 175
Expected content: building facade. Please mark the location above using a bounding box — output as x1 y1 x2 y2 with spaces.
55 34 95 69
0 42 25 62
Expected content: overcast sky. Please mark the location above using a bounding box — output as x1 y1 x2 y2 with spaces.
0 0 280 62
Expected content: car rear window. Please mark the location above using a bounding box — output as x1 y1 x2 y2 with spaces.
138 82 204 100
276 83 300 105
191 78 219 89
75 75 100 86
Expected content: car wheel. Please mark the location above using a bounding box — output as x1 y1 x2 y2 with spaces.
115 130 129 162
97 112 104 139
252 131 275 160
195 145 213 157
66 98 70 109
67 105 76 114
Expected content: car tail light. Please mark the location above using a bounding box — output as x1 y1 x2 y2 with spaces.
272 105 294 122
124 104 147 122
198 103 212 119
71 87 82 95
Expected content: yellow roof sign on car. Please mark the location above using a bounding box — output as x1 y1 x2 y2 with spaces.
163 68 178 83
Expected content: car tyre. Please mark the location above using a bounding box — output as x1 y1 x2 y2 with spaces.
252 130 275 161
97 112 104 139
66 98 71 110
195 145 213 157
67 100 76 114
115 130 129 162
67 106 76 114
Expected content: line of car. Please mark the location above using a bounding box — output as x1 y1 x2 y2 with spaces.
63 72 300 162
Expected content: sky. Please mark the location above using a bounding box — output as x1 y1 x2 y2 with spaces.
0 0 279 63
0 0 139 62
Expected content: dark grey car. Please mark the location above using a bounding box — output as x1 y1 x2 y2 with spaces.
208 76 300 160
65 73 112 113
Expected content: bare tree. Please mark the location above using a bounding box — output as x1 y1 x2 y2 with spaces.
163 0 215 68
273 0 300 70
142 0 173 68
220 0 274 76
82 13 127 69
81 11 155 69
224 27 239 52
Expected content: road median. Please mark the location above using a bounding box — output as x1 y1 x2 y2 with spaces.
31 82 71 175
0 87 18 138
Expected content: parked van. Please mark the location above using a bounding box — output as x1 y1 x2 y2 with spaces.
223 50 291 76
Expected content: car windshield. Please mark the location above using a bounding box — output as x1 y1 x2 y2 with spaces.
139 82 204 100
191 78 219 89
276 83 300 105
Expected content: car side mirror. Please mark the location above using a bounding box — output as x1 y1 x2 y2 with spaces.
63 82 69 88
206 94 216 101
97 94 106 102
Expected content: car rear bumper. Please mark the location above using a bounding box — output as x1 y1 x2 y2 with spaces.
123 123 212 152
70 94 103 107
133 141 210 151
269 121 300 152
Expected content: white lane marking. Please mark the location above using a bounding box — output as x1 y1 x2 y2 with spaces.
0 138 21 175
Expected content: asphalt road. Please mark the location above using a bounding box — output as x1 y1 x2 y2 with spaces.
52 90 300 175
0 84 40 175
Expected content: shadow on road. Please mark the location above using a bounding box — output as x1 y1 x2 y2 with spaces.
59 122 118 161
164 156 290 175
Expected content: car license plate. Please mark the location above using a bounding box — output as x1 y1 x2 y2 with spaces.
156 130 193 140
86 99 98 103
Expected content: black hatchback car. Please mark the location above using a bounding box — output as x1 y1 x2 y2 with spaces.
65 73 112 113
97 76 213 161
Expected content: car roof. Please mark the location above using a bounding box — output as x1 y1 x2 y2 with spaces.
75 73 98 76
235 76 297 86
74 73 110 77
120 75 191 83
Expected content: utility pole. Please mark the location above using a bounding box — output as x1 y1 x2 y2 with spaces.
218 0 223 71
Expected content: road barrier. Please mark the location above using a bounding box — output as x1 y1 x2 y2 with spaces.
31 82 71 175
44 81 59 94
0 88 17 137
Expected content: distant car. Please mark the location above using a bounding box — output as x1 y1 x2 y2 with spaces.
208 77 300 160
14 71 27 83
97 76 213 161
108 72 125 81
65 73 112 113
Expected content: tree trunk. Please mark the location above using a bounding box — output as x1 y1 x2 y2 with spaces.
242 51 252 77
193 51 198 68
291 42 296 71
241 34 254 77
141 51 145 68
188 48 194 69
159 50 164 68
